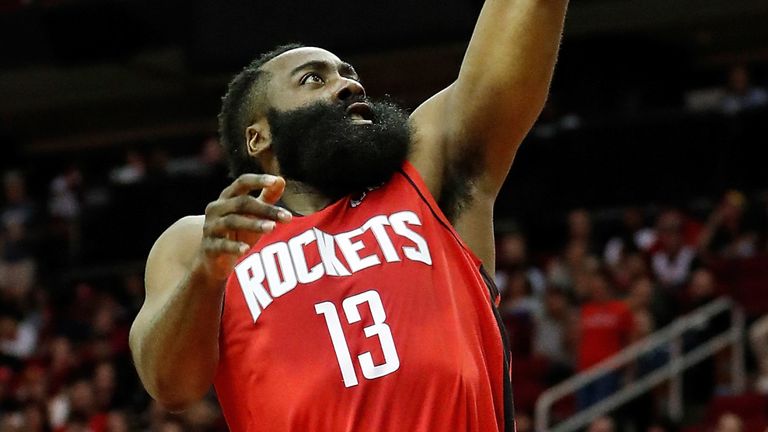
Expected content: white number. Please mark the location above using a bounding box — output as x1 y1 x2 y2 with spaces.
315 290 400 388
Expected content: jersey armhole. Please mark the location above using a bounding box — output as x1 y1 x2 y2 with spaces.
399 161 483 267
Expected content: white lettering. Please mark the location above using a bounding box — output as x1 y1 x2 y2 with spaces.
288 229 324 284
389 211 432 265
261 242 298 297
363 215 401 263
336 227 381 273
234 254 273 322
314 228 351 276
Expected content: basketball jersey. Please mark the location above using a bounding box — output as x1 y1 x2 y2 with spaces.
214 162 514 432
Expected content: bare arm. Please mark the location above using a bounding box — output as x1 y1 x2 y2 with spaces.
129 175 290 410
408 0 568 266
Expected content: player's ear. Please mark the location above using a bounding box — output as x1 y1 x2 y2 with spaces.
245 118 272 158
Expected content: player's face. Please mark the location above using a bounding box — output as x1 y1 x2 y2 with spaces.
262 47 369 119
258 48 412 200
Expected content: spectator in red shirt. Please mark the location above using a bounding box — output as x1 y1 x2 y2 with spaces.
576 268 635 408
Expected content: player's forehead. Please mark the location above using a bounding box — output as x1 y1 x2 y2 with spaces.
261 47 345 76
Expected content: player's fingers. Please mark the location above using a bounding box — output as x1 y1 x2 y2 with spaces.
204 215 276 236
206 196 291 222
201 237 250 256
219 174 279 199
258 176 287 205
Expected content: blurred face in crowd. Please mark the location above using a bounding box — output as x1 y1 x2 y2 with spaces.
544 288 569 317
498 233 527 268
69 380 95 415
689 268 715 300
249 47 412 199
588 416 615 432
728 65 750 94
632 310 654 340
587 271 612 302
568 209 591 240
715 413 743 432
657 212 683 252
720 190 746 226
628 277 653 310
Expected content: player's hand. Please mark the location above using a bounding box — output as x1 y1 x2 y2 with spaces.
196 174 292 280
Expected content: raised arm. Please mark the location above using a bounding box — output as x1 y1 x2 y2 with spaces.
410 0 569 197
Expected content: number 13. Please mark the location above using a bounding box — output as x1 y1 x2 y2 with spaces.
315 290 400 388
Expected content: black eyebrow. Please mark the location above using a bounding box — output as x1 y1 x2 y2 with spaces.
290 60 360 81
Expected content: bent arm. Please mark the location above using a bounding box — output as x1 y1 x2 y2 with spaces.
410 0 569 197
129 216 224 411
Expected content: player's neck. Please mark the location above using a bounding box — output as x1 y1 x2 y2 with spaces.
280 180 335 216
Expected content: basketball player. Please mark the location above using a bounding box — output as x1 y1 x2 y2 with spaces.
130 1 568 431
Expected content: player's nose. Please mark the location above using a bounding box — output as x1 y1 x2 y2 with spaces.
335 78 366 103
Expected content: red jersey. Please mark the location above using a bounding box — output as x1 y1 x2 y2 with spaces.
577 300 634 370
214 162 514 432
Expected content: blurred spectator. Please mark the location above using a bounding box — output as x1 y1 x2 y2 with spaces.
533 287 575 384
714 412 743 432
626 276 674 328
610 252 651 295
749 314 768 394
109 150 146 185
576 268 634 408
514 411 533 432
699 191 758 260
651 211 698 293
495 231 546 298
548 239 599 300
604 207 656 268
167 137 227 178
0 306 38 362
500 270 539 357
568 209 595 251
646 417 679 432
0 171 37 300
721 65 768 116
48 166 83 264
683 268 729 406
588 415 615 432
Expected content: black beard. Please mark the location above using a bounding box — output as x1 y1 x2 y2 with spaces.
267 98 412 200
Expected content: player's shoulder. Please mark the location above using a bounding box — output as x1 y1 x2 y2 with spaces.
148 215 204 268
162 215 205 243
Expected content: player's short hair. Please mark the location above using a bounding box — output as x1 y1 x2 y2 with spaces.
218 43 304 177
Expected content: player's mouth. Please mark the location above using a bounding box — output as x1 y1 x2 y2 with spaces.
345 102 374 125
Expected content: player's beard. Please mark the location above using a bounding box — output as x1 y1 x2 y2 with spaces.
267 98 412 200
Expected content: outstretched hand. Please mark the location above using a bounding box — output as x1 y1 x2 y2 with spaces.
197 174 292 280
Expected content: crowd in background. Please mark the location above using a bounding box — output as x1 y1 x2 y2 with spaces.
0 66 766 432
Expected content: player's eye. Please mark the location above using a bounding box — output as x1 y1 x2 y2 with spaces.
300 73 325 85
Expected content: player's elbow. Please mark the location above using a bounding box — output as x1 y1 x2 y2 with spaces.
146 373 212 412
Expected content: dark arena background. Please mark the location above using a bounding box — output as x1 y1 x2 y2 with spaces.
1 1 768 431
